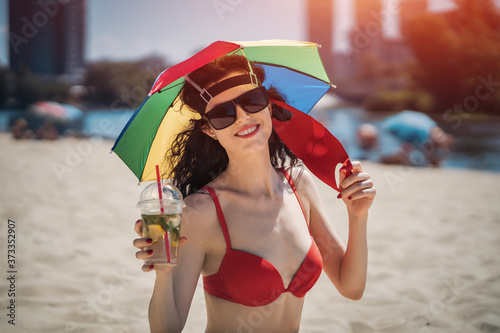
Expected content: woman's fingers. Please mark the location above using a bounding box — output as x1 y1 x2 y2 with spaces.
339 179 374 199
142 264 155 272
134 219 142 236
178 236 188 246
133 236 188 250
337 161 375 200
340 172 371 193
339 161 366 190
134 237 154 262
141 263 173 272
348 185 376 201
134 216 188 273
133 237 153 249
134 236 188 273
351 160 363 173
136 248 154 260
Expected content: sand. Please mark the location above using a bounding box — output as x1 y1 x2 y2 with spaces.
1 133 499 333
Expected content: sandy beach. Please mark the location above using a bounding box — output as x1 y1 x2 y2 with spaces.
1 132 499 333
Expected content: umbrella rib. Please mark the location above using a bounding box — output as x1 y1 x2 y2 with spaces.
158 80 185 94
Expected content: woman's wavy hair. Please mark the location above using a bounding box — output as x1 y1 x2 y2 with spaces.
164 54 299 197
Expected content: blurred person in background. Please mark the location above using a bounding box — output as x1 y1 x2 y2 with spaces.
355 110 454 167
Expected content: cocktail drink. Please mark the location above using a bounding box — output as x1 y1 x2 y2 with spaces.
138 181 185 266
141 213 181 266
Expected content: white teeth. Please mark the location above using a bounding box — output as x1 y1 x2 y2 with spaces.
236 125 258 136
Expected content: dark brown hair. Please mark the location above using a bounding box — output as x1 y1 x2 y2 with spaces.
164 55 299 197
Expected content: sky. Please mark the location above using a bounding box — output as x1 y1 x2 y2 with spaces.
1 0 499 66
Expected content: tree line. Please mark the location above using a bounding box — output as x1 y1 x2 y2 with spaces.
0 55 168 110
364 0 500 114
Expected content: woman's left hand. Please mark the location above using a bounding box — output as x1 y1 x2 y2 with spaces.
337 161 376 217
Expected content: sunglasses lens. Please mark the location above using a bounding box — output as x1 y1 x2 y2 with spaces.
240 87 269 113
206 104 236 130
205 87 269 130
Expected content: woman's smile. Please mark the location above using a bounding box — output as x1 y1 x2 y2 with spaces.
235 124 259 138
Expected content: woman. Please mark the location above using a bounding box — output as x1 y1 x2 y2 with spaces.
133 55 376 332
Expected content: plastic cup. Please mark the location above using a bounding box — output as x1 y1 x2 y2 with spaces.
138 182 185 266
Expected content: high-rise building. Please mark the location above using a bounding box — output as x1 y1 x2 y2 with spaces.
307 0 334 70
376 0 427 65
9 0 86 81
400 0 428 35
352 0 383 55
355 0 383 29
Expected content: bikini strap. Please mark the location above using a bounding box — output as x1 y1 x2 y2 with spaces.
202 186 231 249
277 168 311 234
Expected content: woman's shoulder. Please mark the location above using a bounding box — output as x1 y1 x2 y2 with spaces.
281 165 316 189
183 189 217 220
281 166 321 209
181 189 221 238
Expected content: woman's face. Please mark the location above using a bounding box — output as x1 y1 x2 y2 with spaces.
202 72 273 156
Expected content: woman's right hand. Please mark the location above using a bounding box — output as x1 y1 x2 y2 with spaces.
133 218 158 272
132 219 187 272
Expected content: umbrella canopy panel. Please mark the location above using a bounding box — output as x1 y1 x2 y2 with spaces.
241 43 331 84
112 78 186 180
259 64 331 113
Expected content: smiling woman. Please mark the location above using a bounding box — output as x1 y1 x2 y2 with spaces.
131 51 375 333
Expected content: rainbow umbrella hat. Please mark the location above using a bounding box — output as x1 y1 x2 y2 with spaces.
112 40 351 191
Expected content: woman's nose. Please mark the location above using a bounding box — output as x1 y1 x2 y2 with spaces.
234 104 251 123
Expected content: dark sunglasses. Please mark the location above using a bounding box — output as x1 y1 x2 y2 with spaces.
203 86 269 130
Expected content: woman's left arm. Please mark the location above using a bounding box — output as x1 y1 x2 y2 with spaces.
296 161 375 300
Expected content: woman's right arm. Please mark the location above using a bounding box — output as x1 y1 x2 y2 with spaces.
133 194 211 333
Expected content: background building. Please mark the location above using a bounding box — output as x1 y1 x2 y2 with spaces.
307 0 334 72
400 0 428 34
307 0 430 101
353 0 383 56
9 0 86 82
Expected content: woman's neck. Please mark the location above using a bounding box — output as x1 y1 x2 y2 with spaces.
218 148 281 198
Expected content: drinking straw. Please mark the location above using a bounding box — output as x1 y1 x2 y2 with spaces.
155 165 165 213
156 165 171 262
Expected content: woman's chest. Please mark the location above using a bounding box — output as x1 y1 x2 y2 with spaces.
216 191 312 280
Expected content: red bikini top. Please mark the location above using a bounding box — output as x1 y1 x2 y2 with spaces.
202 168 323 307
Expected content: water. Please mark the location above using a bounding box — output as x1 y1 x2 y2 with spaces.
82 109 135 139
0 108 134 140
2 107 499 173
317 107 500 172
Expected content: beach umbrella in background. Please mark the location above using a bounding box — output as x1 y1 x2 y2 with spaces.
112 40 352 191
15 101 85 137
30 101 84 122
